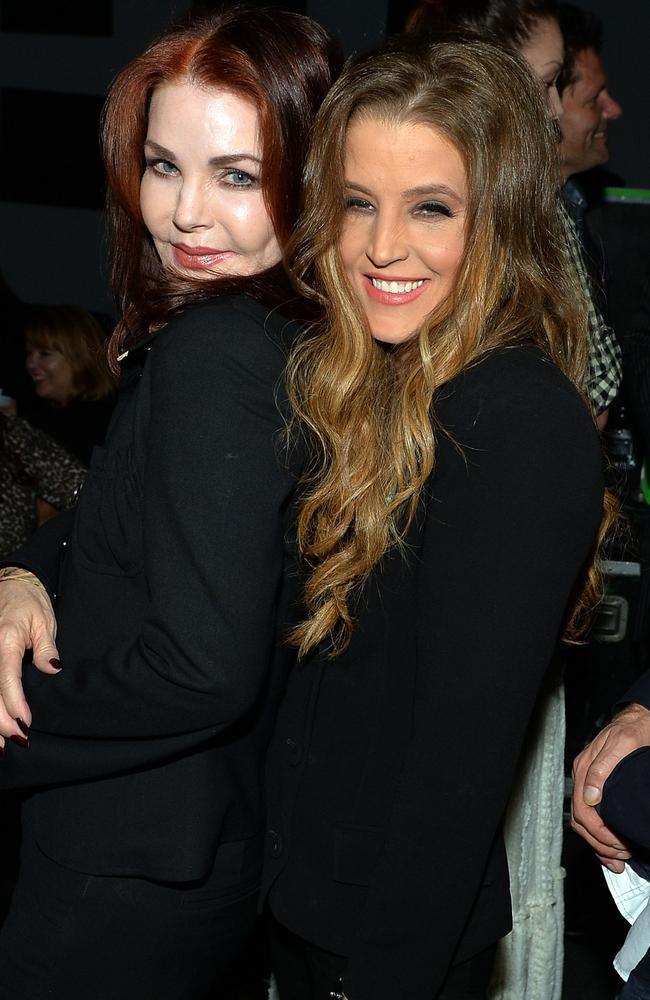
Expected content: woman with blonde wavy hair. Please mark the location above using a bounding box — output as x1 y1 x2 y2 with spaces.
261 38 608 1000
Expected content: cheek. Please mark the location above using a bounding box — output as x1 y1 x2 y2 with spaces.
51 358 67 381
338 220 365 272
139 178 165 236
225 193 276 251
423 233 465 281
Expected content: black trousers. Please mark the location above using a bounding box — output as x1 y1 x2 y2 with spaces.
0 824 261 1000
269 915 497 1000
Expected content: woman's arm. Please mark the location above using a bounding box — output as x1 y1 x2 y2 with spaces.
344 361 604 1000
0 301 300 784
0 507 76 737
0 574 60 744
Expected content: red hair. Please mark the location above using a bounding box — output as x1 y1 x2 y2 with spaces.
101 3 340 364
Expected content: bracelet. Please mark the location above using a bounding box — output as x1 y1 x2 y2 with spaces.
0 567 45 588
329 979 346 1000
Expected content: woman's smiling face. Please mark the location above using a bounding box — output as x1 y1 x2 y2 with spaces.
339 116 467 344
140 80 281 277
25 342 76 404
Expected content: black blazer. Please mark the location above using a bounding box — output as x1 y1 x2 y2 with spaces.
262 347 604 1000
619 664 650 717
0 295 303 882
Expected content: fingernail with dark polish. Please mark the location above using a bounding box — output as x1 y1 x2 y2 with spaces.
0 745 5 756
15 718 29 736
10 734 29 749
49 658 62 670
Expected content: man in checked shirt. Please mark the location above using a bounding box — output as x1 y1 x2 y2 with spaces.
557 2 623 427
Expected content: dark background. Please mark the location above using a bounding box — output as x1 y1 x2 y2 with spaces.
0 0 647 317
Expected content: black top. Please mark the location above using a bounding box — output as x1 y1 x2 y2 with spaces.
24 394 116 466
0 295 303 882
262 347 604 1000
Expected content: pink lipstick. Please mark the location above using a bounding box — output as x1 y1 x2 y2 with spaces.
172 244 236 270
364 274 430 306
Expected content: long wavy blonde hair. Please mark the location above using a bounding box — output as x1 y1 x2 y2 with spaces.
287 39 607 657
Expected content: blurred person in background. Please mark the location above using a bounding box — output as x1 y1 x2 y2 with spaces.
23 304 116 465
557 2 623 428
557 2 623 185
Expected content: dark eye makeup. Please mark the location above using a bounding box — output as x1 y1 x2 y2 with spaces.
414 201 454 218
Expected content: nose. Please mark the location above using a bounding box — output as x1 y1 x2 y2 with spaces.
601 89 622 120
172 178 212 232
365 210 408 268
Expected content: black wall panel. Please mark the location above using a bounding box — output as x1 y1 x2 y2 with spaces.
1 88 105 209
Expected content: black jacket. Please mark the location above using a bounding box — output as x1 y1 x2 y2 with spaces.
1 295 303 881
262 347 604 1000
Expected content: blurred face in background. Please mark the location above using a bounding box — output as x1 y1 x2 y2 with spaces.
560 47 622 179
519 16 564 120
140 80 281 277
339 116 467 344
26 341 76 405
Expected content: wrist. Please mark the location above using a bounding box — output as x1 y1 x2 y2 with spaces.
0 567 46 590
616 703 650 721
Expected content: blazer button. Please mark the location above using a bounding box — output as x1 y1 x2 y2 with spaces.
267 829 283 858
285 737 302 766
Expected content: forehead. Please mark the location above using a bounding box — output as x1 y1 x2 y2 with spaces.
27 336 64 356
520 16 564 75
344 117 466 188
146 81 261 150
572 48 607 92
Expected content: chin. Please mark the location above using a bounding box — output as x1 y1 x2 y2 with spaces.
370 326 417 345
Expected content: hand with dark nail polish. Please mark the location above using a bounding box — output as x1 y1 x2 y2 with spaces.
15 718 30 737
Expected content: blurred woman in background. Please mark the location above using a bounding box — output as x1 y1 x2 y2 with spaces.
24 303 115 464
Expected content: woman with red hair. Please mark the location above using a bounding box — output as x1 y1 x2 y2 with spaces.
0 6 339 997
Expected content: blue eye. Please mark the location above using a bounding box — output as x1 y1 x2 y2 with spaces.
146 158 178 177
225 169 256 188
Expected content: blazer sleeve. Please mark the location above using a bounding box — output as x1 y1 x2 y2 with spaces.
616 670 650 712
0 302 299 786
1 507 75 599
345 374 604 1000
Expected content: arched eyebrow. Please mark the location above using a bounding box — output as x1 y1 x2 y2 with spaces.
345 180 464 203
144 139 262 167
401 183 463 202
